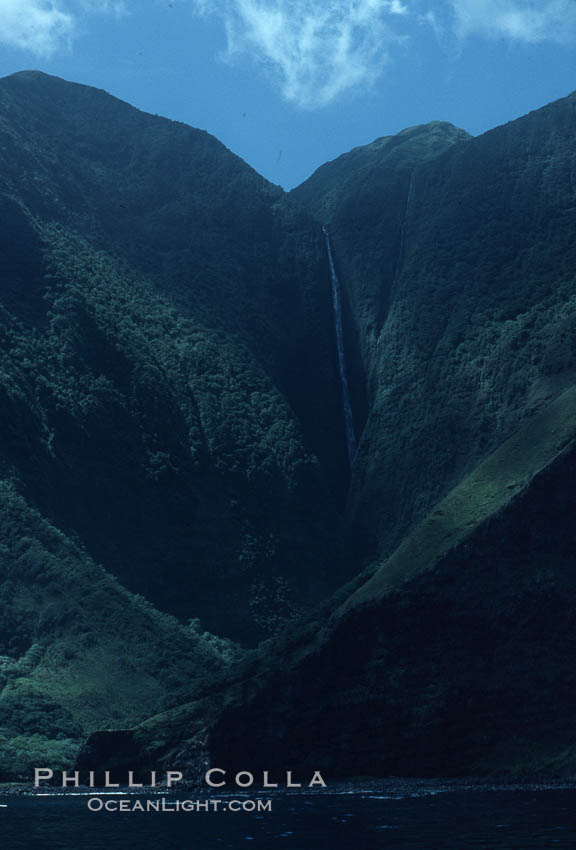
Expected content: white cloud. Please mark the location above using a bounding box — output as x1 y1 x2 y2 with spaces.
194 0 413 108
0 0 126 56
194 0 576 106
0 0 74 55
449 0 576 43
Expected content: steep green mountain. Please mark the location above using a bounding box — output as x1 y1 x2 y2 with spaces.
0 70 354 651
0 70 357 777
94 386 576 779
292 98 576 561
77 90 576 782
291 120 470 374
3 71 576 781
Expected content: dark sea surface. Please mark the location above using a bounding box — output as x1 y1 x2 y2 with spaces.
2 787 576 849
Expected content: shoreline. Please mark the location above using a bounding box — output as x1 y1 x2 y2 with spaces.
3 775 576 797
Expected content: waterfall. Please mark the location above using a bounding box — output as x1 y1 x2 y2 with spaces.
397 170 414 269
323 226 357 466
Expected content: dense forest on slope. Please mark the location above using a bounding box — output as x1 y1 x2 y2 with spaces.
1 71 576 780
293 95 576 558
0 71 359 651
0 70 357 776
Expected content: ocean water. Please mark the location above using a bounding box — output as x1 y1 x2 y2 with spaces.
2 789 576 849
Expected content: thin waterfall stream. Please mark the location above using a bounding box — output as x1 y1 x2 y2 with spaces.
323 226 357 466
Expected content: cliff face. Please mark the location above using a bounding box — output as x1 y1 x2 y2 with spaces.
0 71 353 652
290 121 471 377
3 71 576 781
293 96 576 560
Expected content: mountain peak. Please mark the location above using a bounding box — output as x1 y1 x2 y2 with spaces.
0 68 111 99
289 118 469 223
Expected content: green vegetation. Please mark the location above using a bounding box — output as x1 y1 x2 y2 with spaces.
0 477 240 779
2 70 576 781
204 386 576 778
142 92 576 781
0 71 355 652
343 384 576 609
0 70 357 777
293 100 576 562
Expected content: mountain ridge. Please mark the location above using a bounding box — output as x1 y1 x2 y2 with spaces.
2 71 576 779
0 68 356 776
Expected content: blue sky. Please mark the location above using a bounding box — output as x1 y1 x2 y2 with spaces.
0 1 575 189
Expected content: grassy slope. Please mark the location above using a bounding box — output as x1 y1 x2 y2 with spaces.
0 479 237 779
343 384 576 609
352 92 576 558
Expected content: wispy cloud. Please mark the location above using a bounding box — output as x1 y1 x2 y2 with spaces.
194 0 412 108
0 0 126 56
191 0 576 106
0 0 74 55
449 0 576 43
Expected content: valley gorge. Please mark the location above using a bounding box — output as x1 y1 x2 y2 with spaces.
1 70 576 780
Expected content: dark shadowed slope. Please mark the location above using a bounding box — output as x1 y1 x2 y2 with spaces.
4 74 576 782
0 70 360 778
292 96 576 564
81 386 576 779
206 386 576 778
0 71 356 651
